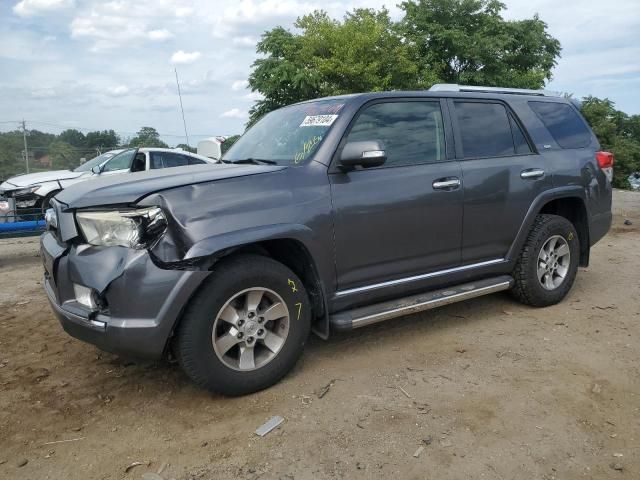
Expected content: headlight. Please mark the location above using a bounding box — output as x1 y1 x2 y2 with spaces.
14 186 40 196
76 207 167 249
45 208 58 229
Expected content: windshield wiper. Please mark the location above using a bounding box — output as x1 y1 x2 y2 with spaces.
230 158 278 165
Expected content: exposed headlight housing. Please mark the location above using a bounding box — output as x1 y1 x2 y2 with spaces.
76 207 167 249
14 185 40 197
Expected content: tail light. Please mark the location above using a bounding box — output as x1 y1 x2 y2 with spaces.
596 151 614 169
596 151 614 182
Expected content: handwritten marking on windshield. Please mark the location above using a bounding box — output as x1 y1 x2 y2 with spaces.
294 136 322 164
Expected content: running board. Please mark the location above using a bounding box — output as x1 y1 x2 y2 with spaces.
330 275 513 331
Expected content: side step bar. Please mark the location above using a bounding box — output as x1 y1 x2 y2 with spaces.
330 275 513 331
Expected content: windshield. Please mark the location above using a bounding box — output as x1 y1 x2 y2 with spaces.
74 151 118 172
223 99 346 166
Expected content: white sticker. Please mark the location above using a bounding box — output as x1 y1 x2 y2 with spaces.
300 115 338 127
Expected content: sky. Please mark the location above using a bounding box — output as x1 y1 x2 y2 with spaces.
0 0 639 147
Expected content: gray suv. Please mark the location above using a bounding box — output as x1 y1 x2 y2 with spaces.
41 84 613 395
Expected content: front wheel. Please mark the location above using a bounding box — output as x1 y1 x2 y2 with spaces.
176 254 311 396
511 214 580 307
40 190 60 214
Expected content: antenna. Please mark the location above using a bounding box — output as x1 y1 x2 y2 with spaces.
21 119 29 173
174 67 190 147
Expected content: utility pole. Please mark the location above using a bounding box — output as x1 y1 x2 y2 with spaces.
21 119 29 174
174 67 190 147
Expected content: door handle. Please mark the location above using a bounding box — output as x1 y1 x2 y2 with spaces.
520 168 545 179
432 178 461 190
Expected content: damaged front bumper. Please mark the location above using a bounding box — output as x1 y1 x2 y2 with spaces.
41 230 210 359
0 188 41 209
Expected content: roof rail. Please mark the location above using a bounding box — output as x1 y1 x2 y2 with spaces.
429 83 559 97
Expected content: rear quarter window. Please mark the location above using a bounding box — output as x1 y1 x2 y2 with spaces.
528 101 592 149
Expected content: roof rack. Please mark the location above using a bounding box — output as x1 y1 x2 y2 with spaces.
429 83 559 97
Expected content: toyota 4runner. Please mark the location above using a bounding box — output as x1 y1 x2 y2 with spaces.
41 84 613 395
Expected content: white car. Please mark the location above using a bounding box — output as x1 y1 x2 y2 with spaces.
0 148 218 213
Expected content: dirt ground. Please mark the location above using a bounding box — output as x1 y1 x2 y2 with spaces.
1 190 638 480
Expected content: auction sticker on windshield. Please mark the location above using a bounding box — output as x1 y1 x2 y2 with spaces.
300 115 338 127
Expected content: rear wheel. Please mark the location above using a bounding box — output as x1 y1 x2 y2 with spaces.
511 214 580 307
176 254 311 396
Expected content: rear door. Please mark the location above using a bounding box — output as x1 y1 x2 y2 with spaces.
450 99 552 263
329 98 463 292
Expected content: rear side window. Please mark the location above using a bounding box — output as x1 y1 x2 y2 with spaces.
345 101 446 167
528 101 591 149
187 156 206 165
150 152 189 169
454 102 516 158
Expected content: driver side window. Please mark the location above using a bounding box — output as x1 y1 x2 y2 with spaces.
345 101 446 167
102 150 135 172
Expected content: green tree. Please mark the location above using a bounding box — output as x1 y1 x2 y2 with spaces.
247 1 561 124
248 9 424 124
58 129 86 148
48 140 81 170
221 135 241 155
85 130 120 150
0 130 26 181
581 97 640 189
128 127 168 148
175 143 196 153
398 0 560 88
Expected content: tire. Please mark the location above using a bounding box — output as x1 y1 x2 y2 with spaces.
511 214 580 307
41 190 60 214
176 254 311 396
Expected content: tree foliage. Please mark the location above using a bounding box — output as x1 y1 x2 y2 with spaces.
221 135 241 155
85 130 120 150
128 127 169 148
175 143 196 153
398 0 560 88
247 0 561 125
58 129 86 148
48 140 79 170
248 8 424 124
581 97 640 189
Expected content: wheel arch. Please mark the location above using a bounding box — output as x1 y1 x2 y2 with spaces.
538 197 590 267
167 225 331 343
230 238 329 338
507 187 591 267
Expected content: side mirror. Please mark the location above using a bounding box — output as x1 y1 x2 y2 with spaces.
339 140 387 169
91 165 102 174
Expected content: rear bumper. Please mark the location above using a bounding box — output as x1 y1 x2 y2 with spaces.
41 231 210 359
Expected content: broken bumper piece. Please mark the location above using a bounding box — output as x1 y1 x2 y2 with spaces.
41 230 210 359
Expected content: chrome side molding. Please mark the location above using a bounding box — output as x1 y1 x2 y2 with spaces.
335 258 506 297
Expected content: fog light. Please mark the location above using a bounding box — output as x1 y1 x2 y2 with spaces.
74 284 97 310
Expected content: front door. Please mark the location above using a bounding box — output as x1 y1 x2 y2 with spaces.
329 99 463 293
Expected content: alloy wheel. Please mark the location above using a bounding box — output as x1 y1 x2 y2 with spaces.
211 288 290 371
537 235 571 290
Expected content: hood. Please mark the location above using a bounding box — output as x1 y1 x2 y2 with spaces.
1 170 86 189
56 163 287 209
